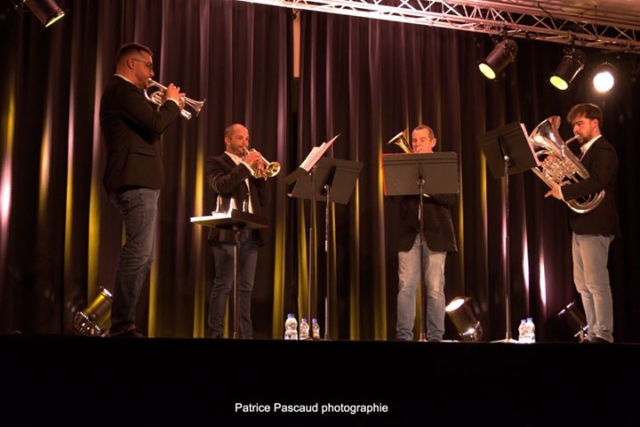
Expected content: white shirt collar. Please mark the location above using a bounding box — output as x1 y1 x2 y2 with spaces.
580 135 601 154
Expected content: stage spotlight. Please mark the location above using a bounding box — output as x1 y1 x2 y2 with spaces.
13 0 65 27
592 62 617 93
445 297 483 341
550 47 586 90
72 287 113 336
556 300 588 342
478 39 518 80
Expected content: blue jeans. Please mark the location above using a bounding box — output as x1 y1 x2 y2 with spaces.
396 234 447 341
208 229 259 338
572 233 614 342
110 188 159 333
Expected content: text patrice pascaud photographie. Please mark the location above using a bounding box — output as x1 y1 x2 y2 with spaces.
235 402 389 415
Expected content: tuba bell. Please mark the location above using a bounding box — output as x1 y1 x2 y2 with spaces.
528 116 605 214
387 128 412 153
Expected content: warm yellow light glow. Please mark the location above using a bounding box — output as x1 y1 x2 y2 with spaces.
445 297 466 312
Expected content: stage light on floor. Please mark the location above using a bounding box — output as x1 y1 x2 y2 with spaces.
549 47 585 90
445 297 483 341
478 38 518 80
592 62 617 93
557 300 588 342
72 287 113 336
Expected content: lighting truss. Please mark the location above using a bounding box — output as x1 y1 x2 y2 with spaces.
235 0 640 53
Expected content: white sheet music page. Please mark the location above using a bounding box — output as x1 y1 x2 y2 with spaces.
299 134 340 172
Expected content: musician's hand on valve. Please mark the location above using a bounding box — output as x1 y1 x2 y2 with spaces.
545 181 563 200
164 83 181 103
177 93 187 110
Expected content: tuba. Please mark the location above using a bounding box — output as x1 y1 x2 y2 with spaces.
528 116 605 214
387 128 412 153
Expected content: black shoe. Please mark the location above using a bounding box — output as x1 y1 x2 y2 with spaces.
108 328 145 338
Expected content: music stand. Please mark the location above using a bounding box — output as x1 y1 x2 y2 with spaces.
382 152 459 342
479 121 537 343
191 209 268 339
290 157 363 340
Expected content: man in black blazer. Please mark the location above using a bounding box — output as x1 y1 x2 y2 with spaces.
395 125 458 342
545 103 619 344
100 43 184 338
205 124 268 338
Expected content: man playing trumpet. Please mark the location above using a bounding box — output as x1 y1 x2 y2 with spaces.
204 124 269 338
100 42 186 338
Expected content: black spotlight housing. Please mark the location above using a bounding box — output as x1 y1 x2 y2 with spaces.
478 38 518 80
445 296 483 341
550 47 586 90
19 0 65 27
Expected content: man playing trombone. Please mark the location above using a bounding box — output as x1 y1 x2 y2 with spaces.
205 123 269 339
100 42 185 338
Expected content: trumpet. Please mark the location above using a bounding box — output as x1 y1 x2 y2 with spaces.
244 148 281 179
144 79 206 120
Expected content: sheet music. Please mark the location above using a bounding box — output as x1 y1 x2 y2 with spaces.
299 134 340 172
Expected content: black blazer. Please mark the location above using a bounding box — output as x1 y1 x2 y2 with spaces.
100 75 181 195
562 136 620 236
205 153 267 245
396 193 458 253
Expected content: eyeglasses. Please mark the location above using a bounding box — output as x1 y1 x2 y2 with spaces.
131 58 153 71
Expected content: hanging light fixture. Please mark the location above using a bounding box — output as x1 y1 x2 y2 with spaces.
12 0 65 27
478 38 518 80
592 62 617 93
550 46 586 91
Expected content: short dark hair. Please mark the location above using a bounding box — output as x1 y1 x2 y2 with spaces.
413 124 435 139
116 43 153 63
567 103 602 126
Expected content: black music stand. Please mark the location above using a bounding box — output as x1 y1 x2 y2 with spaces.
290 157 363 340
382 152 459 342
191 209 268 339
479 121 537 343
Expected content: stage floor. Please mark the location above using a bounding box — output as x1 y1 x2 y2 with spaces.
2 335 638 426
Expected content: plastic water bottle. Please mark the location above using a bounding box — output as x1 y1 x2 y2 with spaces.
299 318 310 340
312 318 321 340
518 319 528 343
284 313 298 340
526 317 536 343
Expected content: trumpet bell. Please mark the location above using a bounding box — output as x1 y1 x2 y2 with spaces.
387 128 412 153
265 161 281 178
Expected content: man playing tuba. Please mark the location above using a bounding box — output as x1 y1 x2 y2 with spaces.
544 103 620 344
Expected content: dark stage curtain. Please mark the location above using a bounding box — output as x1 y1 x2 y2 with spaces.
1 1 638 342
0 0 292 338
295 12 640 342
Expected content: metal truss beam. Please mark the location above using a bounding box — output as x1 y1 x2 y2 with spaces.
236 0 640 53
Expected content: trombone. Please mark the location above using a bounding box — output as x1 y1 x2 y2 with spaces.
144 79 206 120
244 148 281 179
